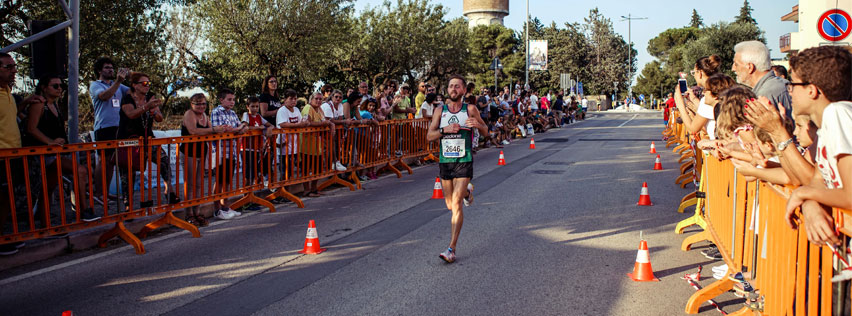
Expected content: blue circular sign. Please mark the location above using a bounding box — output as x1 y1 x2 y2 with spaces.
818 9 851 42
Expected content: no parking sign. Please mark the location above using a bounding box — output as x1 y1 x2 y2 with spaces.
818 9 851 42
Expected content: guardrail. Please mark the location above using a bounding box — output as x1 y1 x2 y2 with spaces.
0 118 436 254
664 114 841 315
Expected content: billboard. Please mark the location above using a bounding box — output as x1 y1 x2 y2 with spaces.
529 40 547 71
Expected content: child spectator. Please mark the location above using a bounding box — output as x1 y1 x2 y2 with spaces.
241 96 272 201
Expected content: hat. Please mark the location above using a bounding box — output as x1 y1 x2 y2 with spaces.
400 83 411 90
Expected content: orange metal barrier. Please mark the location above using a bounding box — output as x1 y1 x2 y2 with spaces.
680 157 843 315
0 119 436 254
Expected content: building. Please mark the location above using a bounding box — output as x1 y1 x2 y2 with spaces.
463 0 509 28
780 1 852 54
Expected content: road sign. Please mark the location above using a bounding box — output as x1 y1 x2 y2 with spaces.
639 94 645 102
818 9 851 42
560 73 569 90
489 57 503 70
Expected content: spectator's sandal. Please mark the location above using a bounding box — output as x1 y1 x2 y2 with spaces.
744 296 764 312
306 191 321 198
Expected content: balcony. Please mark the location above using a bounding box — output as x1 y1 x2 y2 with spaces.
780 33 792 53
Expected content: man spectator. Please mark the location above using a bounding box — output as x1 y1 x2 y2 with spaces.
529 90 539 113
89 57 129 198
0 52 23 255
392 84 415 120
210 88 246 220
321 90 348 171
552 91 565 126
663 92 675 127
732 40 793 121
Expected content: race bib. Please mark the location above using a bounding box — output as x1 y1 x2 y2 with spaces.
112 98 120 108
442 138 465 158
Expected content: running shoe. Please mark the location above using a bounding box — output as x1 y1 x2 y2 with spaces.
216 209 234 220
439 247 456 263
711 263 728 274
704 248 722 260
463 183 474 206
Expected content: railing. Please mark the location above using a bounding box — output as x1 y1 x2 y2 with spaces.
0 118 437 254
664 115 843 315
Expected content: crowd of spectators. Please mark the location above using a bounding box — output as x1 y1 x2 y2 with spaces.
664 41 852 291
0 51 590 255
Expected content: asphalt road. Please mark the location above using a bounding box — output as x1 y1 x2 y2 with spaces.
0 112 744 315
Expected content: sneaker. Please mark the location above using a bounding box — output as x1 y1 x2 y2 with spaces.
333 161 347 171
439 247 456 263
0 243 19 256
216 209 235 220
704 248 722 260
501 140 510 145
711 263 728 274
700 245 718 257
463 183 474 206
359 175 369 181
395 150 403 157
80 208 101 222
227 208 241 217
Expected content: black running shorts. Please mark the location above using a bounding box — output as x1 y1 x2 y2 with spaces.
439 162 473 180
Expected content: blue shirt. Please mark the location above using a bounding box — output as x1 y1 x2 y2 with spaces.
89 80 129 130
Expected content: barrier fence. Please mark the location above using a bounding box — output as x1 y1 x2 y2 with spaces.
663 112 844 315
0 118 436 254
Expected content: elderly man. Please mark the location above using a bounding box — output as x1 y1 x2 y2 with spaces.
732 40 793 121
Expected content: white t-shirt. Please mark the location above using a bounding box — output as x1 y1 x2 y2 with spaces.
417 101 434 119
529 95 539 110
696 97 716 140
275 106 302 155
321 102 343 120
815 101 852 189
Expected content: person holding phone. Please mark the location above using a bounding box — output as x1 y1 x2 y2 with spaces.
673 55 722 139
118 72 179 209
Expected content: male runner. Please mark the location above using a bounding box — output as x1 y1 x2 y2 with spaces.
427 75 488 263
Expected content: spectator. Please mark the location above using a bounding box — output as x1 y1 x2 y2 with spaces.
673 55 722 138
275 89 307 193
210 88 247 219
732 41 793 122
552 92 565 126
419 93 438 119
375 83 393 121
240 96 272 191
259 75 282 125
540 90 550 113
118 72 179 207
529 90 539 113
663 92 674 127
784 46 852 245
301 92 334 197
25 75 95 223
343 90 365 121
415 82 429 117
360 98 381 180
89 57 129 200
392 84 415 120
321 90 348 172
0 52 23 255
771 65 789 80
180 93 218 227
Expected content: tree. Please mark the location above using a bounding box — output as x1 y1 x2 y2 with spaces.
520 21 590 93
582 8 635 95
689 9 704 28
191 0 354 96
634 60 676 99
679 22 764 78
468 24 521 91
647 27 701 60
735 0 757 25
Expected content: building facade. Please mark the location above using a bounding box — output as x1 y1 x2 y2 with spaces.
780 1 852 54
463 0 510 28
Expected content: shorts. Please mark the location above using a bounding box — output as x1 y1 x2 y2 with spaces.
94 126 119 156
439 162 473 180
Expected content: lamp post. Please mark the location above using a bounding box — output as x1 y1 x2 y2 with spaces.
525 0 529 88
620 14 647 101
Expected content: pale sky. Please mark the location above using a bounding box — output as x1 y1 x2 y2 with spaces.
355 0 799 81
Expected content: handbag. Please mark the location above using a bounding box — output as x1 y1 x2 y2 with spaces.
116 136 147 172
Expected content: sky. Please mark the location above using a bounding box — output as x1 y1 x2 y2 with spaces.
355 0 799 82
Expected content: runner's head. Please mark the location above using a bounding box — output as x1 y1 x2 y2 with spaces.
447 74 467 103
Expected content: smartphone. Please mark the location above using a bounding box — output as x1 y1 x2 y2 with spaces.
678 79 688 94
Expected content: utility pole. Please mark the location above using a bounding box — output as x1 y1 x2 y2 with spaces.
524 0 530 88
620 14 647 101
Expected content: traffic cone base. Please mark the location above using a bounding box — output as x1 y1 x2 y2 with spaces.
637 182 653 206
431 177 444 199
497 151 506 166
529 138 536 149
298 220 326 254
653 155 663 170
627 240 659 281
649 142 657 154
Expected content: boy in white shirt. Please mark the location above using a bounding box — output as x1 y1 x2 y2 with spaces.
784 46 852 245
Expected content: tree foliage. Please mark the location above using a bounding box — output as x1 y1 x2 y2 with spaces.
468 23 522 91
678 22 764 78
689 9 704 28
735 0 757 25
647 27 701 60
582 8 635 96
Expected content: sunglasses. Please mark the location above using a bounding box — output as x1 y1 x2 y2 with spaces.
193 102 208 106
135 81 151 87
50 83 62 89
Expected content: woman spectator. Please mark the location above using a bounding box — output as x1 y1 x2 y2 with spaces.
25 75 95 222
180 93 221 226
117 72 178 208
259 75 282 125
673 55 722 138
301 92 334 197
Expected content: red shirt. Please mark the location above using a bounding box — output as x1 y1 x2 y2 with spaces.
663 97 675 120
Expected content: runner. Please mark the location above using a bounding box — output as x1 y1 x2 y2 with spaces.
427 74 488 263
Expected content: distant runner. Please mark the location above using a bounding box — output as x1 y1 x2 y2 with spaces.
427 74 488 263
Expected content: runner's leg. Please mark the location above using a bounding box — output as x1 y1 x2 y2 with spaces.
449 177 469 250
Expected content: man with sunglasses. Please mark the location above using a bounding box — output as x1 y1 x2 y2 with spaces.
89 57 130 199
0 53 24 255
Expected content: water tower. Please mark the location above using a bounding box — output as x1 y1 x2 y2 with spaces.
463 0 509 28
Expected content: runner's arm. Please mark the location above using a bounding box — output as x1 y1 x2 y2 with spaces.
427 106 443 142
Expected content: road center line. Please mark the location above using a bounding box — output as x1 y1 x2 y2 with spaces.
618 114 638 127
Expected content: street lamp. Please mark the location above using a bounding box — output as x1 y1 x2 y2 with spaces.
620 14 647 101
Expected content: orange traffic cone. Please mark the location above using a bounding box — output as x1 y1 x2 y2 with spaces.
649 142 657 153
298 220 326 254
529 138 536 149
62 312 74 316
637 182 653 206
497 151 506 165
431 177 444 199
627 239 659 281
653 155 663 170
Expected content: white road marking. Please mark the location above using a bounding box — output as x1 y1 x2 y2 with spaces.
618 114 638 127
